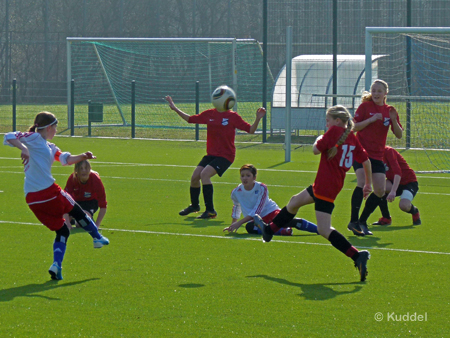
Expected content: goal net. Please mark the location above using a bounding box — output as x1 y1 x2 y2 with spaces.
67 38 270 140
366 27 450 173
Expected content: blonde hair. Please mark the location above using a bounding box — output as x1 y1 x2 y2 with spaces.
73 160 92 183
326 105 354 159
28 111 57 132
361 79 389 103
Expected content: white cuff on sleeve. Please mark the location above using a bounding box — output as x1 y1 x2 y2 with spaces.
59 152 71 166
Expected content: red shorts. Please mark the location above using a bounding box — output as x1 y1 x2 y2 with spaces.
26 183 76 231
262 209 280 223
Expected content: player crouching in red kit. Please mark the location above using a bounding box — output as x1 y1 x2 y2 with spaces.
372 146 421 226
65 160 107 228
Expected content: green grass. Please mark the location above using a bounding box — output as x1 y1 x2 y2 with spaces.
1 136 449 337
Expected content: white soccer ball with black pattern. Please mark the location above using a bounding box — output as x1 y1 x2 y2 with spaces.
211 85 236 112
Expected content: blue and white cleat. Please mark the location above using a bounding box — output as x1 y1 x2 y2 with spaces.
49 262 63 280
93 236 110 249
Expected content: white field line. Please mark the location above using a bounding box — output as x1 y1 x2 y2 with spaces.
1 168 450 195
0 219 449 256
1 169 450 195
1 157 450 179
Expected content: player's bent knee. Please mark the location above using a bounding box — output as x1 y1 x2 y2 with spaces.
68 203 91 227
55 223 70 243
373 188 385 198
399 200 411 212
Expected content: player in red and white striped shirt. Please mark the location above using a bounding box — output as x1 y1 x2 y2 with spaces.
223 164 318 236
253 106 373 281
166 90 265 219
372 146 421 226
4 111 109 280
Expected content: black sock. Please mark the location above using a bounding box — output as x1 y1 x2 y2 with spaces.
379 194 391 219
202 184 214 211
190 187 201 207
350 187 364 223
359 193 382 224
272 206 296 228
408 204 418 214
328 230 358 260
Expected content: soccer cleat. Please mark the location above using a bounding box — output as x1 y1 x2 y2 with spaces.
49 262 63 280
280 227 293 236
372 217 392 226
359 223 373 236
254 215 274 243
354 250 370 282
347 221 365 236
196 210 217 219
179 205 200 216
412 210 421 225
94 236 110 248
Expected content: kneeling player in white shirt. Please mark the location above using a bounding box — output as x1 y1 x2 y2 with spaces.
223 164 318 236
4 111 110 280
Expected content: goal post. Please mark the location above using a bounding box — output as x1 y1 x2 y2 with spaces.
365 27 450 172
66 37 269 139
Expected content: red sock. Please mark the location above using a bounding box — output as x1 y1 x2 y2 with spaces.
345 246 359 259
269 222 280 233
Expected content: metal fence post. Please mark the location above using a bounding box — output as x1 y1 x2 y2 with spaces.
131 80 136 138
195 81 200 141
12 79 16 131
70 79 75 136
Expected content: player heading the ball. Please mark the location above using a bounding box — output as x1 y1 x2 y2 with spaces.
165 85 266 219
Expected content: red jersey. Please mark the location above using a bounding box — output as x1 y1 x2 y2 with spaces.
188 109 251 163
313 126 369 202
64 171 107 208
354 101 402 161
383 146 417 185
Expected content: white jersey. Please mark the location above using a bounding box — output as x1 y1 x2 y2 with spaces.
4 131 70 195
231 181 279 219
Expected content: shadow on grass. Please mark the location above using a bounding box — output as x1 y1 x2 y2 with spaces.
267 162 287 169
178 283 205 288
347 234 393 248
371 224 416 232
182 217 225 228
247 275 363 300
0 278 100 302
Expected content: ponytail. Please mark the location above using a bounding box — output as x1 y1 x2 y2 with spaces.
325 105 354 159
28 111 57 132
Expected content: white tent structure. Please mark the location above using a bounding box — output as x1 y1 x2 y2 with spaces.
271 54 385 131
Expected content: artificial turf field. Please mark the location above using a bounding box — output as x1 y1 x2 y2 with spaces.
0 136 449 337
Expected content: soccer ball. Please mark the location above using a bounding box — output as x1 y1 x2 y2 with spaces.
211 85 236 112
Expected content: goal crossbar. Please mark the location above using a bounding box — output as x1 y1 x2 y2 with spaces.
365 27 450 90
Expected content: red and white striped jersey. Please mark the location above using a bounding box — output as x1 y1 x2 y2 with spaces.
230 181 279 219
3 131 71 195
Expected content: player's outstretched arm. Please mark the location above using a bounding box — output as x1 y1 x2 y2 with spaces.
165 95 190 122
248 107 266 134
223 216 253 233
66 152 96 166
